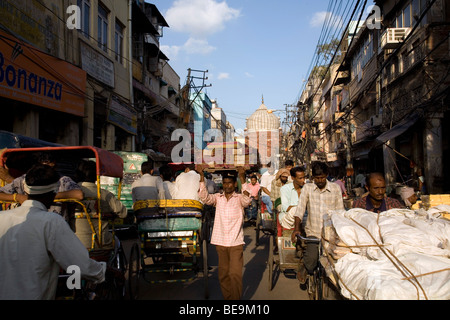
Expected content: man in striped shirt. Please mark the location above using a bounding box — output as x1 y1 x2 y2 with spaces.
292 161 344 284
197 165 252 300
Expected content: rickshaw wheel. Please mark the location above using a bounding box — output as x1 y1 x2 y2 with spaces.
202 239 209 299
268 235 274 291
255 210 261 246
128 242 140 300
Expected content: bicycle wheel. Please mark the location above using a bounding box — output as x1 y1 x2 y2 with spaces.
307 268 323 300
315 266 323 300
255 210 261 246
202 239 209 299
306 274 315 300
110 243 127 299
128 242 140 300
268 235 274 291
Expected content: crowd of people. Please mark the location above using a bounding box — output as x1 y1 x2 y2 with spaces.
0 150 426 300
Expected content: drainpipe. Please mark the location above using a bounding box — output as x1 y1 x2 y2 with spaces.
128 0 135 151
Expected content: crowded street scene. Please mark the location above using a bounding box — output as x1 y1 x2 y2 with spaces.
0 0 449 311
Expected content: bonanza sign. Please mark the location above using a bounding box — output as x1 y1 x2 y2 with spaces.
0 29 86 117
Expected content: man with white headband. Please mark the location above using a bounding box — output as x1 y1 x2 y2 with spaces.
0 152 83 227
0 164 106 300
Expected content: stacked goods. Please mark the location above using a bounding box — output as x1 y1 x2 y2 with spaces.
321 207 450 300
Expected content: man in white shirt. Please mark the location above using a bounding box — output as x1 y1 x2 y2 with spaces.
132 160 165 218
131 160 165 202
259 164 277 215
173 164 200 201
279 167 306 230
75 160 128 250
0 164 106 300
159 164 176 199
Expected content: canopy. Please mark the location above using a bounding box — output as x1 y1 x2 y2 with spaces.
0 146 124 179
374 113 420 146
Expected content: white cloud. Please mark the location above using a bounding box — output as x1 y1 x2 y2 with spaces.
161 44 181 60
161 38 215 60
217 73 230 80
165 0 241 38
310 11 343 29
183 38 216 55
244 72 254 78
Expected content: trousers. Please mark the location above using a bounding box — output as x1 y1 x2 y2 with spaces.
215 245 244 300
303 242 319 274
261 195 273 214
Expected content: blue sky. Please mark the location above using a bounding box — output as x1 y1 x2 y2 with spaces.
147 0 359 132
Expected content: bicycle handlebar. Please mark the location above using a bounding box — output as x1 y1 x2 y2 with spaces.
296 234 320 244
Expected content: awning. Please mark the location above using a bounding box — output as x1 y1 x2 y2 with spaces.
374 113 420 146
352 139 374 160
132 2 158 34
352 145 372 160
145 42 169 61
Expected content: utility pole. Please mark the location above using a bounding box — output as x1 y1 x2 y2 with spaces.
178 68 212 129
303 103 312 176
345 120 354 195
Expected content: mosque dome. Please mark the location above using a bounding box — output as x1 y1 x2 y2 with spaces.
246 97 280 131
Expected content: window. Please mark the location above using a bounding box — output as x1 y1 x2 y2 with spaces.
395 3 412 28
115 21 124 64
411 0 427 26
403 5 411 28
77 0 90 38
98 5 108 52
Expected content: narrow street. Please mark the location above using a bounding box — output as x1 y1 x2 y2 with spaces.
123 221 339 301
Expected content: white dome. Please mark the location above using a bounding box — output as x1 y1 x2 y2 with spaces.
246 98 280 131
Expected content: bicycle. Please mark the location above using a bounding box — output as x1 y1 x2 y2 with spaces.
296 234 324 300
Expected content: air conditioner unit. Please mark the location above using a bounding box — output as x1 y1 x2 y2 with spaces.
381 28 411 50
370 114 382 127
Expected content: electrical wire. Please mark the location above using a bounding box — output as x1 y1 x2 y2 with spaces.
324 0 442 137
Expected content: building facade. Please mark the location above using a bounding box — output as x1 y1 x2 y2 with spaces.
293 0 450 194
0 0 183 156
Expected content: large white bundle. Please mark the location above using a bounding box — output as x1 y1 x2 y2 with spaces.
335 252 450 300
327 207 450 300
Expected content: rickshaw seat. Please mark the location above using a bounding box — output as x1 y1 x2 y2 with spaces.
133 199 203 221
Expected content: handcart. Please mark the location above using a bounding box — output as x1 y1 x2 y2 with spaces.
134 199 211 299
319 207 450 300
0 146 140 300
266 198 300 291
255 196 278 246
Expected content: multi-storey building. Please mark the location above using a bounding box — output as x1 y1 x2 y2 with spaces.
374 0 450 194
0 0 183 156
131 1 179 161
295 0 450 194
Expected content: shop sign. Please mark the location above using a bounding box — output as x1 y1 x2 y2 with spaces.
80 41 114 88
326 153 338 162
108 95 137 135
0 29 86 116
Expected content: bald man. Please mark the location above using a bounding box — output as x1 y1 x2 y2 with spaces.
352 172 405 213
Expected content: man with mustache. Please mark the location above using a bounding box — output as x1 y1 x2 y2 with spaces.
352 172 405 213
291 161 344 284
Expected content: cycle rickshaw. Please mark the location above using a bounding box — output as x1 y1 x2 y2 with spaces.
0 146 140 300
133 162 212 299
264 197 306 292
255 191 277 246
